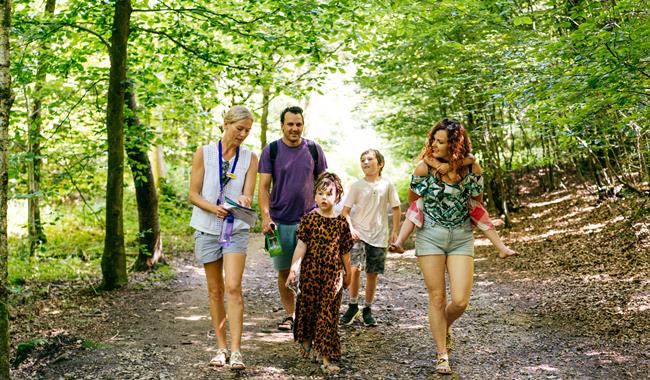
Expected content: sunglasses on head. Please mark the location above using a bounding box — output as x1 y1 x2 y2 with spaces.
442 118 461 130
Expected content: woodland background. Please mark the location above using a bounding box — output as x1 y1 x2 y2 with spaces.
0 0 648 378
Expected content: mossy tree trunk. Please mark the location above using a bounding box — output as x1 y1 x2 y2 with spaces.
0 0 13 376
125 81 162 271
101 0 131 289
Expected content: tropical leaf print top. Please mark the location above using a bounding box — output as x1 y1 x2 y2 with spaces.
410 167 484 228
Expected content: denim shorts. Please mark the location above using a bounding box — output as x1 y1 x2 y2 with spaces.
415 220 474 257
194 229 249 265
271 223 298 271
350 240 386 274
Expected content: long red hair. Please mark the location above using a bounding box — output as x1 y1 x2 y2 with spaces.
418 118 472 173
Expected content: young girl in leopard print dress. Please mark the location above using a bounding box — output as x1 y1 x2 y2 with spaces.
286 172 353 374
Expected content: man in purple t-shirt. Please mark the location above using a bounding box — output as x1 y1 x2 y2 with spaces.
258 106 327 331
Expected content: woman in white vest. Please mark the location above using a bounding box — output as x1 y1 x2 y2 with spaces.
189 105 258 370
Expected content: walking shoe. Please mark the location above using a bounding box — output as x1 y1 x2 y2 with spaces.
339 304 361 325
362 306 377 327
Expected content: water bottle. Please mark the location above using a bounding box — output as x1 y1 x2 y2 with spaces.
220 214 234 247
265 225 282 257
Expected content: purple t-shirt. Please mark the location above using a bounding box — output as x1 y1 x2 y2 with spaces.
258 138 328 224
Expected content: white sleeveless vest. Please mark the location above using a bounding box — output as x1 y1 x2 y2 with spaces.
190 143 253 234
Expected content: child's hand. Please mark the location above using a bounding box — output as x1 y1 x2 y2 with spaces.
350 226 361 240
286 270 297 287
437 162 451 174
446 170 461 182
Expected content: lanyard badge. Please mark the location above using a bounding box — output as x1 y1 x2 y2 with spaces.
217 140 240 205
217 140 240 246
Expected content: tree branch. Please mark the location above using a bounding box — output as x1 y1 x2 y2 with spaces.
132 3 277 25
136 27 253 70
605 42 650 80
21 19 110 48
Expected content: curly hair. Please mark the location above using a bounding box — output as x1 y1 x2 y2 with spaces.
418 118 472 173
313 172 344 203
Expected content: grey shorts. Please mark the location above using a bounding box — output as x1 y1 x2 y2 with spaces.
271 223 298 271
350 240 386 274
415 220 474 257
194 229 249 265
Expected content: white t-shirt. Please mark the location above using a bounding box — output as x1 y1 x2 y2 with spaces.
343 177 401 247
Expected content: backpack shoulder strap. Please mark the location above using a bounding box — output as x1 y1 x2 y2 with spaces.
306 140 319 181
269 140 278 179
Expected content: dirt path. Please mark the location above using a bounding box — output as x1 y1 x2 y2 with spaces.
12 225 648 379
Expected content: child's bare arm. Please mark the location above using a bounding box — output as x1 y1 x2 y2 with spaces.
286 240 307 285
341 252 352 288
341 206 360 240
390 205 401 243
423 154 475 174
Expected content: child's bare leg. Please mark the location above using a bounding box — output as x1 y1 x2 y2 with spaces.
482 229 518 258
389 220 415 253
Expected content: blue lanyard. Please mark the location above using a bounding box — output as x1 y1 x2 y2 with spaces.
218 140 239 205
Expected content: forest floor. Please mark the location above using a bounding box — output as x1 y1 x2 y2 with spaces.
10 180 650 379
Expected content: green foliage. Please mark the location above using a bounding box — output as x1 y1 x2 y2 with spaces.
13 337 47 367
353 0 649 194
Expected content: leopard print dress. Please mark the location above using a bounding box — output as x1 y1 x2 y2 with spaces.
294 211 353 360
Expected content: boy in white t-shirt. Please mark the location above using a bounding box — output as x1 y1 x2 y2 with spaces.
340 149 401 326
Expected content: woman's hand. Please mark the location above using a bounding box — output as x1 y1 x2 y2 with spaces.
237 195 252 208
212 205 231 219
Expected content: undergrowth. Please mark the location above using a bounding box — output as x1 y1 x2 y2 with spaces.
8 186 193 287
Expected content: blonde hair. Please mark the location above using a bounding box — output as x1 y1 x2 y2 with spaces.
224 105 253 124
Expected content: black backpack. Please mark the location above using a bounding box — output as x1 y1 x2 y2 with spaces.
269 139 319 181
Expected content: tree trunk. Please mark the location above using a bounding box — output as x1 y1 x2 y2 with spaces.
150 108 166 188
27 0 56 256
260 84 270 149
101 0 131 289
0 0 13 376
125 81 163 271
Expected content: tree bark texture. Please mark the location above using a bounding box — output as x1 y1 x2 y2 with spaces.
27 0 56 256
125 82 162 271
0 0 13 376
102 0 131 289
